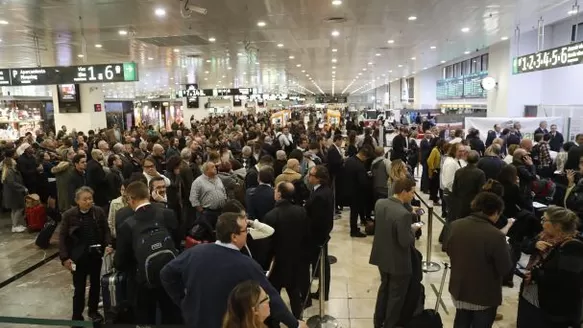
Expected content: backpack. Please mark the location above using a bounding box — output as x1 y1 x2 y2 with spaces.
130 211 177 287
531 179 556 200
531 143 541 167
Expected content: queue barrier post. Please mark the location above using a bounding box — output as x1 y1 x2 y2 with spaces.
307 244 338 328
421 206 441 273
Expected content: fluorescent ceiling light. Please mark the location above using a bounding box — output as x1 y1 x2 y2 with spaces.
148 57 154 60
0 20 8 25
332 58 337 63
408 16 417 21
173 48 180 53
206 59 211 63
297 64 302 67
501 36 509 41
118 30 128 35
388 40 395 44
77 54 84 58
461 27 470 33
568 9 578 15
227 67 232 70
332 48 338 52
332 66 336 69
464 51 470 54
237 52 243 56
205 71 209 74
368 62 373 65
332 0 342 5
388 70 393 73
301 70 306 73
257 21 266 27
155 8 166 17
430 46 436 49
441 60 446 63
411 57 416 60
208 37 216 42
277 43 284 47
398 64 402 67
331 30 340 37
375 53 381 56
289 55 295 59
95 44 102 48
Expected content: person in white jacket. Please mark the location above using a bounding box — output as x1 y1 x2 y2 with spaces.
142 156 171 187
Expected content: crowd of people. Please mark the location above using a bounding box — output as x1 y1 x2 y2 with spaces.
1 110 582 328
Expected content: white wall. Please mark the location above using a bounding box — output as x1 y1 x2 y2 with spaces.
389 80 401 108
414 66 441 109
53 84 107 133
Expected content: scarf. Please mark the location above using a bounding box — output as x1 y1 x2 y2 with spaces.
526 231 576 271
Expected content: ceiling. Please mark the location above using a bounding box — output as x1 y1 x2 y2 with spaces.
0 0 577 97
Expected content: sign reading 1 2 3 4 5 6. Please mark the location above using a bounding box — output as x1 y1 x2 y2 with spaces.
513 41 583 74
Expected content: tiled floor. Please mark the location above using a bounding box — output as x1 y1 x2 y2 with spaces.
0 189 523 328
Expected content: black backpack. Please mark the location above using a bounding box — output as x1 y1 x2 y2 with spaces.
131 211 177 287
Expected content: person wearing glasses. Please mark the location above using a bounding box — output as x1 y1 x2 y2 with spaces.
517 206 583 328
161 212 306 328
222 280 271 328
142 156 171 187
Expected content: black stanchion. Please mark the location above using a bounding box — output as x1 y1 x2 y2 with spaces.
421 206 441 273
306 244 338 328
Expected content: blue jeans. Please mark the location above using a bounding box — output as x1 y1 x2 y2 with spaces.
453 306 497 328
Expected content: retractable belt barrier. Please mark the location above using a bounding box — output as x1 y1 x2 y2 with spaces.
414 191 443 273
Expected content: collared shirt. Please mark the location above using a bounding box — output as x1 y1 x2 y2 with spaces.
215 240 240 251
313 184 321 191
441 157 466 191
189 174 227 209
135 202 151 212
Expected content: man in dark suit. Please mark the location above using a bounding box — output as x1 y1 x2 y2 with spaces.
565 134 583 170
548 124 565 152
245 167 276 270
262 137 278 159
305 165 334 302
419 131 433 193
245 155 273 190
114 181 182 325
451 151 486 221
344 146 372 237
327 134 344 213
485 124 501 147
534 120 549 136
477 144 506 180
390 128 409 162
370 178 420 328
264 182 311 318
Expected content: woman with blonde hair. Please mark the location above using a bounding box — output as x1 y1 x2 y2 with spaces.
2 149 28 232
223 280 271 328
388 159 413 195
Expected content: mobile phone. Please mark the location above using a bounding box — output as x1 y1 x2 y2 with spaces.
415 208 425 216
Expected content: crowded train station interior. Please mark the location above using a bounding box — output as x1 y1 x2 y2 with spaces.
1 0 583 327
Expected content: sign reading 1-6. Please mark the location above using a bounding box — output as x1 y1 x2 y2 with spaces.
513 41 583 74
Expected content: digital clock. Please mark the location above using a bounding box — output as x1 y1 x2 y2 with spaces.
513 41 583 74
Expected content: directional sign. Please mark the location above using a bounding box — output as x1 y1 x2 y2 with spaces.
7 63 139 86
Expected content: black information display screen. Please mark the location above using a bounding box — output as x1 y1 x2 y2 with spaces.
8 62 138 86
0 69 12 85
436 71 488 100
513 41 583 74
315 95 347 103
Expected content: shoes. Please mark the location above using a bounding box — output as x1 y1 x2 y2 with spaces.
502 280 514 288
350 231 367 238
12 225 26 233
335 210 341 215
88 312 104 323
495 313 503 321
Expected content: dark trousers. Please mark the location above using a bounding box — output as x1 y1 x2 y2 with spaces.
373 270 411 328
349 200 366 234
429 174 441 202
503 241 523 283
517 294 574 328
273 283 303 319
72 254 102 320
309 244 331 300
134 284 183 325
453 306 497 328
421 162 429 192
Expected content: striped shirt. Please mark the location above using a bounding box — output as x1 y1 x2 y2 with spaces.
189 174 227 210
452 296 490 311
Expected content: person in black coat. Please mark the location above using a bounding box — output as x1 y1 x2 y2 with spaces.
264 182 311 319
512 149 537 212
467 129 485 156
327 135 344 210
17 144 40 194
547 124 564 152
450 151 486 221
485 124 501 147
305 165 335 302
69 154 88 205
533 121 549 136
244 155 272 190
391 128 409 162
477 144 506 180
565 134 583 171
344 146 372 237
419 131 433 193
86 150 109 208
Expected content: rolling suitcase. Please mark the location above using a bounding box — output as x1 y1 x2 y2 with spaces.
406 263 449 328
101 254 132 323
35 219 57 249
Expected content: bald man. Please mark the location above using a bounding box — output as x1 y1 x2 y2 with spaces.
275 159 302 186
152 143 166 173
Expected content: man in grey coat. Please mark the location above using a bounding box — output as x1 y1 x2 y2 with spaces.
370 178 421 328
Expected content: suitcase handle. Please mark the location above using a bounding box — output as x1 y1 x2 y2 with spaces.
102 253 115 275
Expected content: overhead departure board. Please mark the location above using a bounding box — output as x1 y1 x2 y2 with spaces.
513 41 583 74
6 63 139 86
436 71 488 100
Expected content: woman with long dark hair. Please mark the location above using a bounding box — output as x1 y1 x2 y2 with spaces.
346 130 358 157
222 280 271 328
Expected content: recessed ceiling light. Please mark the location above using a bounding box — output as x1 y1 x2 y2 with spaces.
205 71 209 74
464 51 470 54
568 9 578 15
255 61 260 65
289 55 295 59
363 68 367 71
173 48 180 53
430 46 436 49
332 48 338 52
222 75 226 78
423 67 427 70
398 64 402 67
204 78 208 81
237 52 243 56
206 59 211 63
301 70 306 73
277 43 284 48
332 0 343 5
77 54 84 58
411 57 416 60
257 21 266 27
501 36 509 41
155 8 166 17
118 29 128 35
208 37 216 42
95 44 102 48
243 72 247 75
148 57 154 60
332 71 336 74
332 66 336 69
375 53 381 57
358 73 362 75
331 30 340 37
227 67 232 70
389 70 393 73
441 60 446 63
408 16 417 21
0 20 8 25
368 62 373 65
297 64 302 67
388 40 395 44
461 27 470 33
